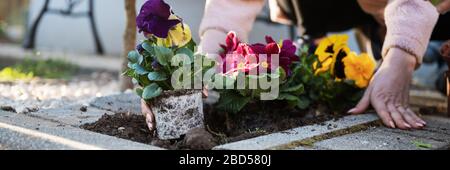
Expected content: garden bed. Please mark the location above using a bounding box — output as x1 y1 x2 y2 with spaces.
81 101 342 150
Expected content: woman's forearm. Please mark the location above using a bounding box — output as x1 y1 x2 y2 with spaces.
382 0 439 67
198 0 265 54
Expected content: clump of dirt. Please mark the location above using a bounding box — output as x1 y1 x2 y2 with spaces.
82 101 341 150
181 128 217 150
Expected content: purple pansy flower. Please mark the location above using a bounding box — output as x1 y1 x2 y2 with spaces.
136 0 181 38
136 43 145 54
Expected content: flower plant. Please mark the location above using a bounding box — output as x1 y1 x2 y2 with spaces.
124 0 213 101
125 0 377 116
214 33 377 114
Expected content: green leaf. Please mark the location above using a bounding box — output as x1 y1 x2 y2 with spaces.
132 63 149 75
127 51 140 63
122 68 135 77
147 71 168 81
142 83 162 100
275 67 286 81
214 74 236 89
277 93 299 101
176 47 194 61
154 46 173 66
297 97 310 109
183 39 197 51
135 88 143 97
172 48 194 66
412 140 433 149
216 91 251 114
281 84 304 93
142 42 153 53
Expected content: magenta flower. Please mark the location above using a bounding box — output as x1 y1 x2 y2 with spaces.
219 32 240 59
264 36 299 75
221 43 259 75
219 32 299 76
136 0 180 38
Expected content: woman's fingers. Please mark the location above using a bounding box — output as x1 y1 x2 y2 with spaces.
141 99 156 132
398 106 424 129
407 108 427 125
371 94 395 128
387 103 411 129
348 86 372 115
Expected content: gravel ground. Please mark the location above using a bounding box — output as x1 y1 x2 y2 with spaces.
0 71 122 114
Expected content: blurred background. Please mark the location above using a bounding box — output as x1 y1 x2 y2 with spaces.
0 0 446 115
2 0 359 55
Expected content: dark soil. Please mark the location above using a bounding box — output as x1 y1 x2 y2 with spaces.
81 113 181 149
81 101 342 150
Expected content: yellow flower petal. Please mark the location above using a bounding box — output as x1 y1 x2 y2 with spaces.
314 34 349 74
168 23 192 47
156 23 192 47
342 52 376 88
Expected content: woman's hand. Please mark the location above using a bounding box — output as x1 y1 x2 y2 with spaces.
141 99 156 133
435 0 450 14
348 48 426 129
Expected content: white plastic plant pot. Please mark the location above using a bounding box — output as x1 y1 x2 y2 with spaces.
149 90 204 140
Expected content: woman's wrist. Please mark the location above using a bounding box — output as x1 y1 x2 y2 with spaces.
198 29 228 55
200 26 229 40
383 48 418 72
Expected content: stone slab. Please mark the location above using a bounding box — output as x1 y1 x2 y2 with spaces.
0 111 163 150
29 104 115 127
313 127 449 150
89 93 141 115
213 114 380 150
310 116 450 150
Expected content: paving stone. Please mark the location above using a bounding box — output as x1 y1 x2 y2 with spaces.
386 127 450 142
213 114 380 150
311 116 450 150
0 125 73 150
0 111 163 150
420 116 450 135
314 127 449 150
89 93 141 115
29 104 115 127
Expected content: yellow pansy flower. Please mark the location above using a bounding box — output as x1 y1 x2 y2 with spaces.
157 15 192 47
342 52 376 88
331 46 350 80
169 23 192 47
313 34 349 75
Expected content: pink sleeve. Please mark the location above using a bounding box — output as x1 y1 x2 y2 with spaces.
198 0 265 54
382 0 439 65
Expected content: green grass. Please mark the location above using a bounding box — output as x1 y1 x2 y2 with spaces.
412 140 433 149
0 58 79 81
0 21 6 39
0 67 33 82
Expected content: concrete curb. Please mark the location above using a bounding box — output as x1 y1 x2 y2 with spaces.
0 111 163 150
213 114 380 150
